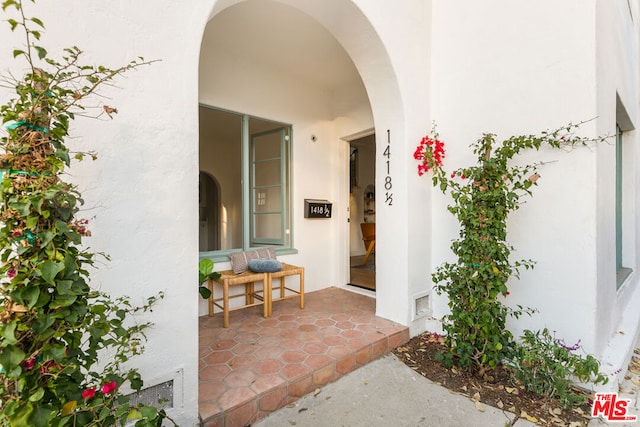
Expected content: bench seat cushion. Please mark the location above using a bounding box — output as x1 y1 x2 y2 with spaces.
248 259 282 273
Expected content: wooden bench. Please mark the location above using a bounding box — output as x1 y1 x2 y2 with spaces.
207 263 305 327
208 270 269 328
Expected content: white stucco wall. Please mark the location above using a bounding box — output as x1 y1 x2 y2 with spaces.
1 1 208 424
593 0 640 388
3 1 639 423
430 1 640 384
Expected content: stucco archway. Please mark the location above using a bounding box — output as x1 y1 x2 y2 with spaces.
200 0 412 329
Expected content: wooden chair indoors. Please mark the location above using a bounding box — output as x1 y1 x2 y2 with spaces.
360 222 375 266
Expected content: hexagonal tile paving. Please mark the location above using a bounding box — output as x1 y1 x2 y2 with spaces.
198 287 409 427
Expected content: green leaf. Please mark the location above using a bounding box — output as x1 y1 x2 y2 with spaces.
138 405 158 420
10 201 31 217
28 388 45 402
2 1 17 11
49 294 76 309
199 286 211 299
199 259 213 277
39 261 65 285
0 322 18 344
7 18 18 30
0 344 26 370
13 49 25 58
19 285 40 309
30 17 44 28
34 46 47 59
128 409 143 420
25 215 38 229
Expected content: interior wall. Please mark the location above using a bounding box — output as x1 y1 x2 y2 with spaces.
349 135 376 256
199 110 243 250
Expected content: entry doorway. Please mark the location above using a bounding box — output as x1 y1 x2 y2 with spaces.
348 133 375 291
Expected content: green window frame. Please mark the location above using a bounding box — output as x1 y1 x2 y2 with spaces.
250 127 289 246
199 105 294 261
615 124 632 288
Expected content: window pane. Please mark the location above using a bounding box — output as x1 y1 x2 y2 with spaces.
199 106 292 253
254 187 282 213
255 159 281 186
254 132 281 160
254 213 283 241
199 107 243 250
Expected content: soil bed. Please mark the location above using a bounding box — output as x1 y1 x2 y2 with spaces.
393 332 593 427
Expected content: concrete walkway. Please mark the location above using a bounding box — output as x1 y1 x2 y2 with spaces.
252 354 537 427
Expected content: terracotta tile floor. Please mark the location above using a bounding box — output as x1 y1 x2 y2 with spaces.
198 286 409 426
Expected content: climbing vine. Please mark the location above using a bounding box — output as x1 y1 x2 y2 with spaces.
415 123 608 406
0 1 168 425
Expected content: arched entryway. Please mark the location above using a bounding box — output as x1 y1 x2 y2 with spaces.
196 1 412 424
199 0 408 323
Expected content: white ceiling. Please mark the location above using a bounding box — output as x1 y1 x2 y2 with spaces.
203 0 362 91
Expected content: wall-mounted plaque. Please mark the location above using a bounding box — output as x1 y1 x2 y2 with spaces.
304 199 332 219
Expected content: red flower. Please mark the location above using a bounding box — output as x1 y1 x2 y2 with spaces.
101 381 117 395
39 360 61 375
7 268 17 279
82 387 96 400
20 357 36 370
413 145 424 160
415 133 446 176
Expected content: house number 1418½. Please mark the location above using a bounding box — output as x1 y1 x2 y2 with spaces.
384 129 393 206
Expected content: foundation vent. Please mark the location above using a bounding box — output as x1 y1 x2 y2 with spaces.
414 294 431 319
127 380 174 410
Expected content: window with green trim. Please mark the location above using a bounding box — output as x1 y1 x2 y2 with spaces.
199 105 291 255
615 123 632 288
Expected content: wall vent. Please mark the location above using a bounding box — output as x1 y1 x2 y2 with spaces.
127 380 174 410
414 294 431 319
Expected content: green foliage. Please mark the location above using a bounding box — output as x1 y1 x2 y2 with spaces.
510 329 608 408
0 1 168 425
198 259 221 299
415 122 608 378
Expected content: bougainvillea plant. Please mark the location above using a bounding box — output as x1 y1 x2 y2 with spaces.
0 1 170 425
415 123 608 406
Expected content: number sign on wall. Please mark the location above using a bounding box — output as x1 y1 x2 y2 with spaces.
304 199 332 218
384 129 393 206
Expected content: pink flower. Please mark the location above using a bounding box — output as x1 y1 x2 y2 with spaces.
21 357 36 370
7 268 17 279
82 387 96 400
413 145 424 160
415 133 446 176
101 381 117 395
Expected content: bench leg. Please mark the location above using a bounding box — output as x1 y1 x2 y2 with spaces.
246 282 254 305
208 278 214 317
299 270 305 309
265 274 272 317
223 281 230 328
